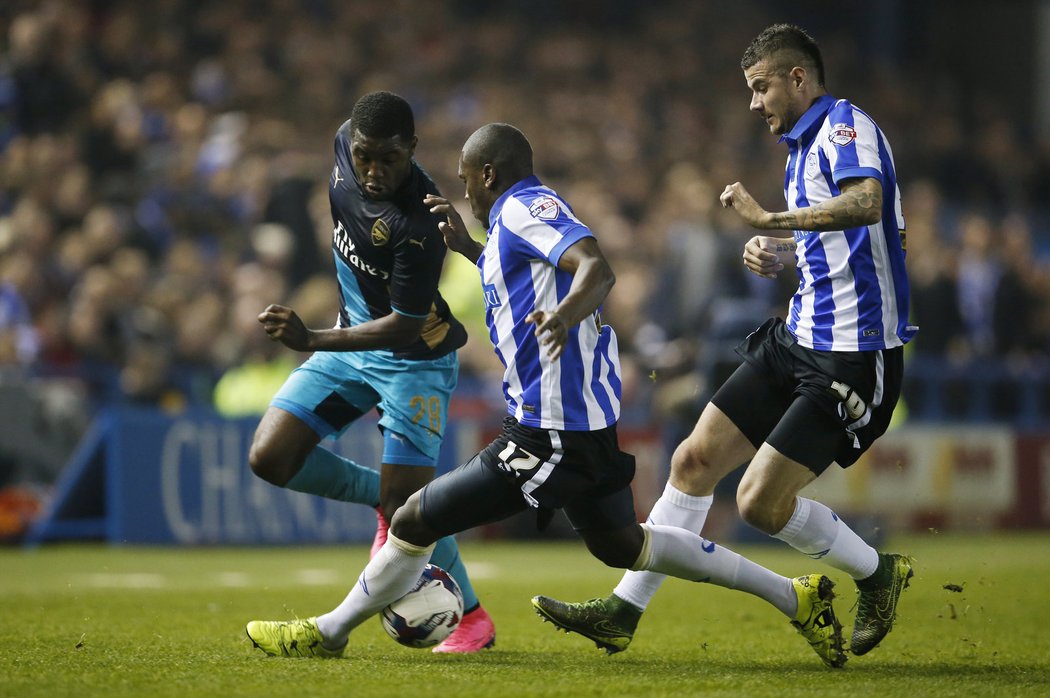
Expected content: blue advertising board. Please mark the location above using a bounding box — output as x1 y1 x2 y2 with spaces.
27 408 477 545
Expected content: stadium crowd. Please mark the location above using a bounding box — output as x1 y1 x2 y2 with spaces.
0 0 1048 489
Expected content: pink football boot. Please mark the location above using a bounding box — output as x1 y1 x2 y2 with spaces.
369 507 388 559
431 604 496 654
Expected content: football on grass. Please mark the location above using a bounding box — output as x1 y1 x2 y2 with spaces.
380 564 464 648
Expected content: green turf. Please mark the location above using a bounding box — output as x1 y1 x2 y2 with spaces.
1 532 1048 697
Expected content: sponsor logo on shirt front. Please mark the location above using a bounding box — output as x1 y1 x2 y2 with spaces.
829 123 857 147
528 196 560 220
482 283 501 308
333 220 390 279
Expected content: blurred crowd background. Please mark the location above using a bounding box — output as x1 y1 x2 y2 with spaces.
1 0 1048 499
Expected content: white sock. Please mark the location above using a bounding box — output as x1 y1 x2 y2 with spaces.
613 484 713 611
638 524 796 617
315 534 434 648
773 497 878 580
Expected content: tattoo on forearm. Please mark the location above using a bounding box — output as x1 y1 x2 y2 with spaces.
770 182 880 232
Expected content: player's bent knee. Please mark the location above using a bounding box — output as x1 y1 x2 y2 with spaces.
736 486 791 534
247 439 288 486
738 502 777 534
580 527 642 569
585 541 636 569
378 488 413 520
379 469 436 520
671 439 712 479
389 493 439 548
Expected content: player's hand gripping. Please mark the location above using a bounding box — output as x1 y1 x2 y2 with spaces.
526 310 570 361
258 304 314 351
425 194 482 263
742 236 793 279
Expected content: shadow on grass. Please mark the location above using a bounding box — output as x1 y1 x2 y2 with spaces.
459 650 1047 680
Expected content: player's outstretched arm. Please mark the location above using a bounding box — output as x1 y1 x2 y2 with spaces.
527 237 614 360
258 304 425 353
425 194 484 263
721 178 882 232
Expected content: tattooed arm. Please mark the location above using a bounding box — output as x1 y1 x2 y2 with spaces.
720 177 883 232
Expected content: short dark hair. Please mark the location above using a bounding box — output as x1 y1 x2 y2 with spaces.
741 24 825 87
349 91 415 140
463 123 533 182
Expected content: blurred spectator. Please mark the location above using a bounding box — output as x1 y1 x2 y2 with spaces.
6 12 81 137
995 214 1047 359
956 213 1002 358
904 181 966 358
212 264 297 417
0 281 37 367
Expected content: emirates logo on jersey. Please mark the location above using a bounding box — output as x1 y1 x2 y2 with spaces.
828 124 857 147
371 218 391 246
333 220 390 279
529 196 560 220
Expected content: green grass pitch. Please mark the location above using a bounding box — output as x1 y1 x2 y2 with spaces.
2 532 1048 697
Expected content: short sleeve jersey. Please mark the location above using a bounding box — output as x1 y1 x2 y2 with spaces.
328 120 466 361
479 176 621 431
780 95 916 351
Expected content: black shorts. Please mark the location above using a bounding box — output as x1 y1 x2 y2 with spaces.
711 317 903 474
419 416 638 534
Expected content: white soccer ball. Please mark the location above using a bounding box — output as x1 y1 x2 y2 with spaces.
380 564 464 648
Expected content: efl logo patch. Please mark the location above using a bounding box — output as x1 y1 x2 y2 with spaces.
529 196 560 220
371 218 391 246
828 124 857 147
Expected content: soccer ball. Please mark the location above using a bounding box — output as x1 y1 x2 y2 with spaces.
380 564 464 648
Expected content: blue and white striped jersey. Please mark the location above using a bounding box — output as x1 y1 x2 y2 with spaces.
478 176 621 431
781 95 916 351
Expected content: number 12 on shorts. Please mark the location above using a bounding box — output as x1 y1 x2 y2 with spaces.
497 441 542 474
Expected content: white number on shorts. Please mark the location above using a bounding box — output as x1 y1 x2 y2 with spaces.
496 441 541 472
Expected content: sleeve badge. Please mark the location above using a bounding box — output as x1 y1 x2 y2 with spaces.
528 196 561 220
828 124 858 147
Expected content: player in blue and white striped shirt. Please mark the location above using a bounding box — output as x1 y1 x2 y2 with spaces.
754 87 913 352
247 123 848 668
535 25 914 664
473 170 622 432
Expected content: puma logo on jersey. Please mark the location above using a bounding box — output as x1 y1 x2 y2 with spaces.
408 237 425 249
